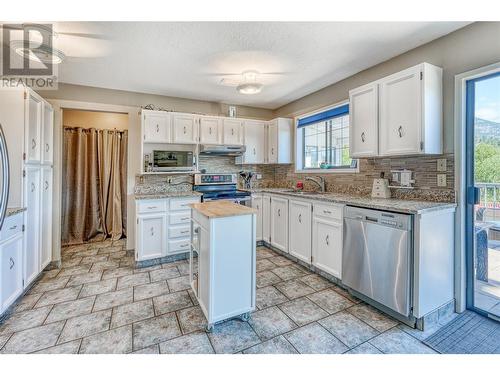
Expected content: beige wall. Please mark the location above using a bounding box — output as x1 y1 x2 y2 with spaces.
41 83 274 120
63 109 129 131
274 22 500 153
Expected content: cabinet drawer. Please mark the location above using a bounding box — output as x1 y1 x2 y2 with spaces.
168 238 191 254
313 203 343 221
169 197 199 211
169 225 191 239
0 214 23 242
137 200 167 214
170 210 191 225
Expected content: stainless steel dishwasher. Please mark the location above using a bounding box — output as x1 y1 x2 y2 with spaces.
343 206 413 318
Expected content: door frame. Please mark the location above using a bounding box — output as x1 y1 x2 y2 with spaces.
454 62 500 313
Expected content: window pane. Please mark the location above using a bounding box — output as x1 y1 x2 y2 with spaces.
303 122 327 169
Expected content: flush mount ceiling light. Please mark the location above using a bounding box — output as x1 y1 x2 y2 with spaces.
236 70 263 95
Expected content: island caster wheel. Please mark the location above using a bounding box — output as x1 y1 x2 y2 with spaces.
240 312 250 322
205 324 214 333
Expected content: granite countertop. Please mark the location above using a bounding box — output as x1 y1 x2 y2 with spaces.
135 191 202 200
190 201 257 218
247 188 456 214
6 207 27 217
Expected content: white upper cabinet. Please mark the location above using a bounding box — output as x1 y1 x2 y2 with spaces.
199 116 221 145
266 118 292 164
240 120 266 164
25 91 42 164
222 118 243 145
143 111 171 143
349 83 379 158
349 62 443 158
41 102 54 164
172 113 198 144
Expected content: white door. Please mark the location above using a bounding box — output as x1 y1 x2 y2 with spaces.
222 119 242 145
349 83 379 158
199 117 221 144
267 121 278 164
136 214 167 261
40 166 52 270
379 66 422 156
262 195 271 243
143 112 171 143
25 92 42 163
243 121 266 164
289 200 312 264
312 217 342 279
41 102 54 164
0 233 24 313
251 195 263 241
172 114 198 144
270 196 288 252
24 167 41 285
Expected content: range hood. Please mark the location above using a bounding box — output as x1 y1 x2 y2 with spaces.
199 144 246 156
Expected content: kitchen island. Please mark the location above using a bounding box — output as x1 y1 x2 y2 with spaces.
189 201 257 332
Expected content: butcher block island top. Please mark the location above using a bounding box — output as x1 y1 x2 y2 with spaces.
189 200 257 218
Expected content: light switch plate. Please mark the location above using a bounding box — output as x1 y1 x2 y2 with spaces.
437 174 447 187
437 159 447 172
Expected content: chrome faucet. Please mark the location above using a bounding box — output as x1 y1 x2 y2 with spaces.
305 176 326 193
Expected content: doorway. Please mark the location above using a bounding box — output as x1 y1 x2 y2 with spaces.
61 109 128 246
465 71 500 319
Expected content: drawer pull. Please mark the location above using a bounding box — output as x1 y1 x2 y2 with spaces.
10 257 15 269
323 210 332 214
31 182 35 192
183 126 187 134
9 225 17 230
31 139 36 149
180 230 189 234
147 206 157 210
231 128 234 136
180 217 190 221
156 124 159 133
277 208 281 217
44 181 49 190
298 214 302 223
398 126 404 138
180 243 189 248
325 235 329 246
45 143 49 152
361 132 366 143
150 227 154 236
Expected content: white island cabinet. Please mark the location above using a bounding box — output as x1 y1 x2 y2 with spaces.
190 201 257 331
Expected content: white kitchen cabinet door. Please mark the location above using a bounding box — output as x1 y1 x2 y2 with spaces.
24 167 41 286
312 217 342 279
242 120 266 164
136 214 167 261
267 121 278 164
270 196 288 252
40 166 53 270
222 119 243 145
0 233 24 314
41 102 54 165
289 200 312 264
262 195 271 243
25 91 42 164
251 195 263 241
143 111 171 143
379 65 423 156
349 83 379 158
172 114 198 144
199 116 221 145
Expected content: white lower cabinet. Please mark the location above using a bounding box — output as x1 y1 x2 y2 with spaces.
270 196 288 252
0 224 24 314
24 167 41 286
136 213 167 261
251 195 263 241
312 203 344 279
288 199 312 264
262 195 271 243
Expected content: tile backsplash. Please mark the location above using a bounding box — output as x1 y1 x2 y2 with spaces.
135 154 455 203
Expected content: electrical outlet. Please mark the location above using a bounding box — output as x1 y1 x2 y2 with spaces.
437 174 447 187
437 159 447 172
256 174 262 180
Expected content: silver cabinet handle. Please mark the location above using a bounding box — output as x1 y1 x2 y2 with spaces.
180 243 189 248
209 127 212 135
31 138 36 149
180 230 189 234
278 208 281 217
253 147 256 155
194 227 200 234
271 147 274 155
325 235 329 246
398 126 403 138
180 217 190 221
44 181 49 190
361 132 365 143
183 126 186 134
256 205 259 210
298 214 302 223
10 257 14 269
31 182 35 192
156 124 159 133
150 227 154 236
9 225 17 230
231 128 234 136
323 210 332 214
45 143 49 152
147 206 157 210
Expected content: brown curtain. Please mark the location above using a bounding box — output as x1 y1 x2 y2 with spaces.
62 127 128 246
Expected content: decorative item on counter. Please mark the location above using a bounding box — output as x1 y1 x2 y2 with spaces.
296 181 304 190
390 169 415 189
239 171 254 189
371 172 391 199
228 105 237 118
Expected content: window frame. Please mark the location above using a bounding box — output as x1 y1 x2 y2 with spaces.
294 100 359 174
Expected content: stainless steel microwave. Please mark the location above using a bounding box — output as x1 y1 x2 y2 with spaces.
151 150 195 172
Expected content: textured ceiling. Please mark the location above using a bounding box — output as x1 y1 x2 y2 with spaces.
51 22 469 109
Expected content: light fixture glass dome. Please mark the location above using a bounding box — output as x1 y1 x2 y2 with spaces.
10 40 65 64
237 82 263 95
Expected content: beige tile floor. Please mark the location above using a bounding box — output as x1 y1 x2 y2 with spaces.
0 240 442 354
